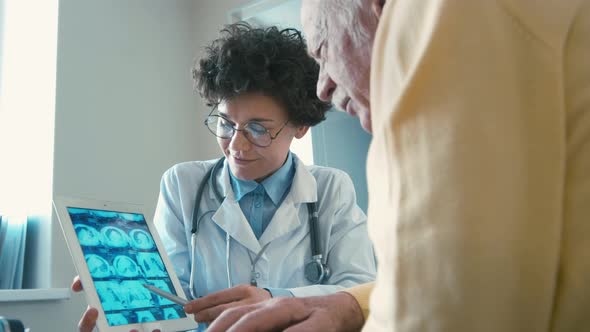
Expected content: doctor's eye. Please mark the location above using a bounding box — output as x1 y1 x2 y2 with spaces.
245 122 268 138
219 118 234 129
205 115 235 139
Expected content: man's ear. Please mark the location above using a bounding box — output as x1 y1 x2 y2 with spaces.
294 126 310 139
371 0 385 18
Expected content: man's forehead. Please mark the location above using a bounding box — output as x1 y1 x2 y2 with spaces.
300 0 324 46
300 0 320 24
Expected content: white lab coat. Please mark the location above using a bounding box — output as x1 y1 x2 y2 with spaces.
154 155 376 299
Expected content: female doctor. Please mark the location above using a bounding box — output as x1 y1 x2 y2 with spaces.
73 23 375 331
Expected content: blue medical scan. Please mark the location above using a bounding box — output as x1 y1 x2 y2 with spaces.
137 252 167 278
130 229 155 250
86 254 113 278
67 207 187 326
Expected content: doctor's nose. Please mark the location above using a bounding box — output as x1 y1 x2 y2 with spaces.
316 66 336 102
228 129 252 151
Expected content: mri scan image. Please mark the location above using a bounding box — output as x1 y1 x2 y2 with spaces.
121 280 155 309
96 281 127 310
147 280 175 305
136 310 157 323
101 226 130 248
75 224 102 246
85 254 112 278
106 313 129 326
129 229 155 250
163 307 181 320
68 206 189 325
137 252 166 277
114 255 142 278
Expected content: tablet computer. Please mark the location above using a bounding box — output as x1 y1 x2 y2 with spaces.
53 196 197 332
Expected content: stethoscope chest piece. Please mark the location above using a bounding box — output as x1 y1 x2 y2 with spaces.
304 254 330 284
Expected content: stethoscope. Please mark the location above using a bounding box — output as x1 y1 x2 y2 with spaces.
188 157 330 299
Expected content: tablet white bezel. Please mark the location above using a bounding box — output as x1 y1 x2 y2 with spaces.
53 196 197 332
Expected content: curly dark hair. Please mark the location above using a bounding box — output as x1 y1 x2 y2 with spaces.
192 22 331 127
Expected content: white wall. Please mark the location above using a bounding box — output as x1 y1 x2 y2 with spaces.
0 0 250 330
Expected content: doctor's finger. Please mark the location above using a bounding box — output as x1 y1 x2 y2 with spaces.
193 302 234 323
78 306 98 332
185 284 251 313
72 275 83 292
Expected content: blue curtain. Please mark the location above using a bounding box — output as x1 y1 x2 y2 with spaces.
0 215 27 289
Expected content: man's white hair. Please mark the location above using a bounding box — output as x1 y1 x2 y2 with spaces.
319 0 372 45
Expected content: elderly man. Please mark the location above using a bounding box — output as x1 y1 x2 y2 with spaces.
209 0 590 331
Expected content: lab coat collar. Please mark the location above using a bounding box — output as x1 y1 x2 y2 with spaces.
215 153 296 206
285 155 318 204
261 152 295 206
209 158 262 253
212 198 262 254
258 156 318 246
208 155 317 252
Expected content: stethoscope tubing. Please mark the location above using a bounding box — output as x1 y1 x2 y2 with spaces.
188 157 328 299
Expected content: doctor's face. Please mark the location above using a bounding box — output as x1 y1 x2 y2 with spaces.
301 0 377 133
216 93 308 182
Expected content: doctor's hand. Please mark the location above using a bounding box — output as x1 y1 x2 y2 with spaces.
206 292 364 332
183 284 272 324
71 275 142 332
71 275 100 332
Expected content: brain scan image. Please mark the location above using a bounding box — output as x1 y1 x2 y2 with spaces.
121 280 155 309
67 206 190 326
147 280 175 305
163 307 181 320
101 226 130 248
114 255 142 278
75 224 102 246
137 252 166 277
129 229 154 250
96 281 127 310
85 254 112 278
106 313 129 326
136 310 156 323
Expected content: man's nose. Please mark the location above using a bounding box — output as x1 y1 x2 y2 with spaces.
316 66 336 102
228 129 251 151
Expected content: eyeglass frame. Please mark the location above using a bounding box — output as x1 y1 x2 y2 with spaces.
204 105 290 148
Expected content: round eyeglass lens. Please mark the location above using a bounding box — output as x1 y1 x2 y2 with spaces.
206 116 233 139
243 122 271 146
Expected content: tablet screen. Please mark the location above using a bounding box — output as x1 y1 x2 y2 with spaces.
67 207 187 326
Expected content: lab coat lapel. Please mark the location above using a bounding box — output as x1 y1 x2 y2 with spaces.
259 157 318 246
209 159 261 253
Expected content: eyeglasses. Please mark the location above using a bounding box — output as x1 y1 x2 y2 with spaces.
204 106 290 148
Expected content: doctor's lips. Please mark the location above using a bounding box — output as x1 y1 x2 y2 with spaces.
231 155 257 165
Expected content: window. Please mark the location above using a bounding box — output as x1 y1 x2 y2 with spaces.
0 0 59 289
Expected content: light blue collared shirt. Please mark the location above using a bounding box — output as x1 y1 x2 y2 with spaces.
229 152 296 298
229 152 295 240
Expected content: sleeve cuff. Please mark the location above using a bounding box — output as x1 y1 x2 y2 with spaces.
264 287 294 298
342 282 374 321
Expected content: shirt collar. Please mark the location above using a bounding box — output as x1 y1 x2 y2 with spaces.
228 152 295 205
